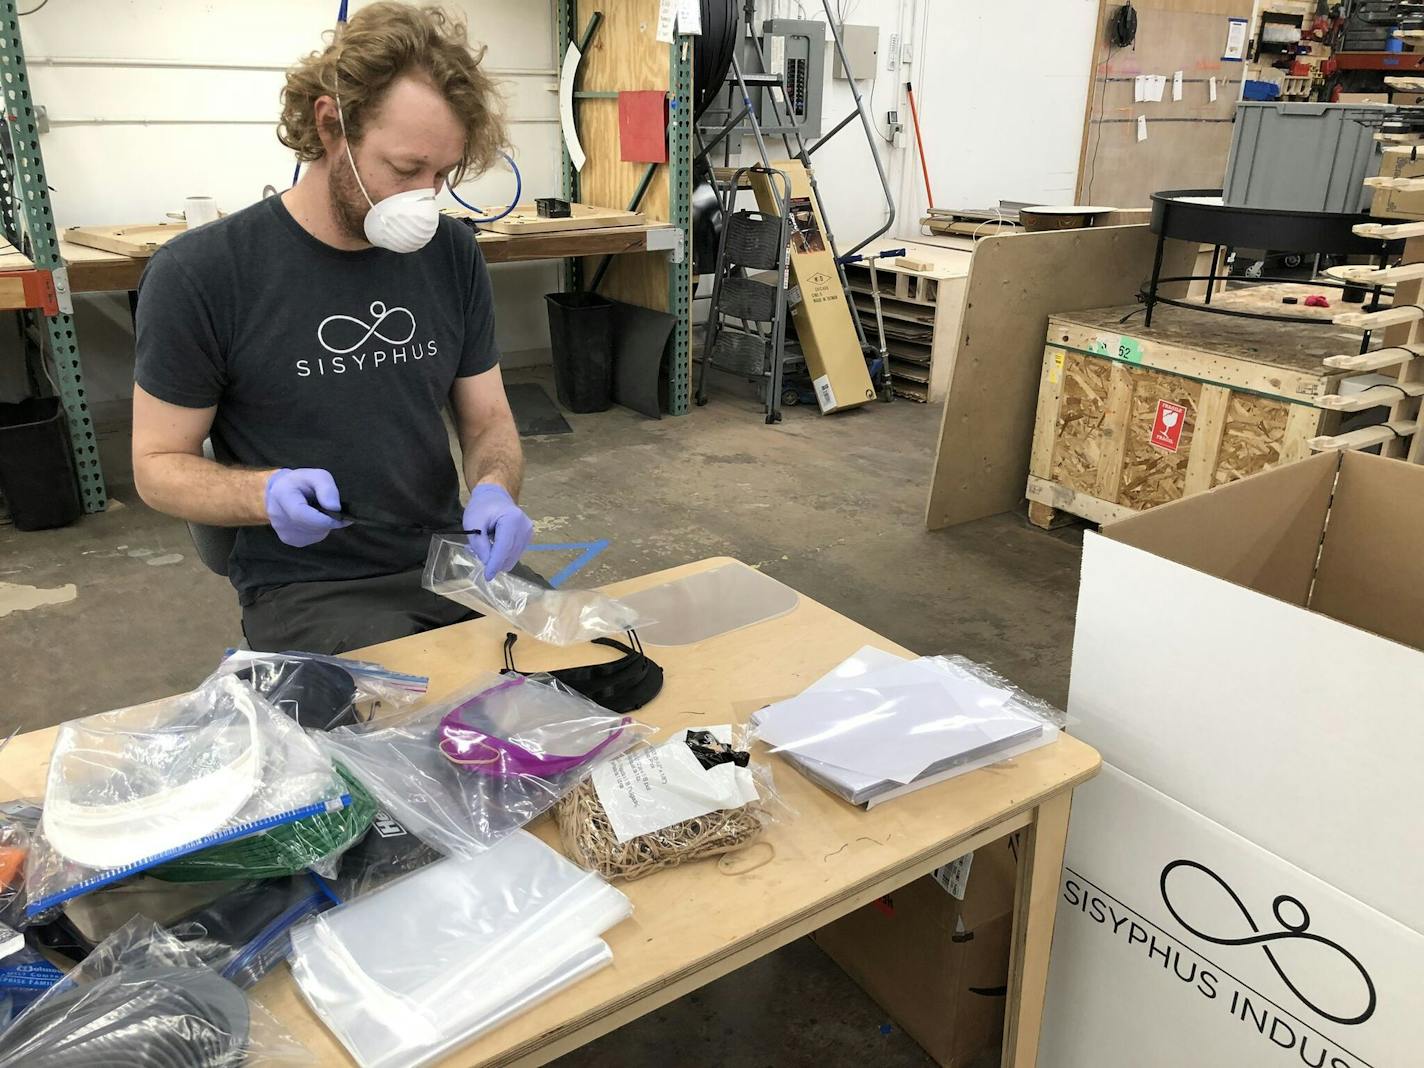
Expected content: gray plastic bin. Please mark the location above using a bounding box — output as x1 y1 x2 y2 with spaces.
1223 102 1393 214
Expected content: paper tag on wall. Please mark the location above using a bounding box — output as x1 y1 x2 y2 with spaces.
1137 116 1148 142
933 852 974 901
814 374 837 412
677 0 701 35
1172 71 1183 101
1134 76 1145 103
1209 76 1218 102
656 0 677 43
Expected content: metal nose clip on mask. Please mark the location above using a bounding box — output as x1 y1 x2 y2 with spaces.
335 94 440 253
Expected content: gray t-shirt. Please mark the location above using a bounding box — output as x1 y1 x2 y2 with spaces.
134 195 498 603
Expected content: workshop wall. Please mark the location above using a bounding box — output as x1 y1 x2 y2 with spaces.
747 0 1100 252
18 0 562 404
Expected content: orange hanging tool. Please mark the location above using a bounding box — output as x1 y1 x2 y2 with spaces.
905 81 934 210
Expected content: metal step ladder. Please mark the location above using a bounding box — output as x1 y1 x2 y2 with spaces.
692 1 896 423
694 164 800 422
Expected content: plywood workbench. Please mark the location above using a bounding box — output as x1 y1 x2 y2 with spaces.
50 222 683 295
0 557 1099 1068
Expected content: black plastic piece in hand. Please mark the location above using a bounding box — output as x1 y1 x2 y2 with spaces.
314 504 483 537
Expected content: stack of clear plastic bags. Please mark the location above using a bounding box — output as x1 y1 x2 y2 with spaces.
24 674 350 919
0 917 310 1066
423 536 650 645
556 725 781 881
315 673 649 858
213 650 429 731
289 830 630 1068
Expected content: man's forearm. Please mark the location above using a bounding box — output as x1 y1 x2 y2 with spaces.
134 452 274 526
462 419 524 499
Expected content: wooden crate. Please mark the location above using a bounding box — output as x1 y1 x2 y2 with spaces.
1026 300 1345 528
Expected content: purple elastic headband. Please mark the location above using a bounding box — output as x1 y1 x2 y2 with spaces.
437 676 627 777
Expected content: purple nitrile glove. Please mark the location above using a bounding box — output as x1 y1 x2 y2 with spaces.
264 468 349 548
462 483 534 580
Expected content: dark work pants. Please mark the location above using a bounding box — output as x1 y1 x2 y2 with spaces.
241 567 477 654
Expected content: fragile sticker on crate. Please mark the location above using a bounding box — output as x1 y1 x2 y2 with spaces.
1150 400 1187 453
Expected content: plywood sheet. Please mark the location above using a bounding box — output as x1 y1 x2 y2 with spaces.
924 225 1197 531
464 203 645 235
64 222 185 258
576 0 671 311
1118 368 1202 509
1076 0 1252 207
1050 352 1113 494
1212 391 1289 486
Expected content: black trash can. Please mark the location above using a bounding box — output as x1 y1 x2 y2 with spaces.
544 292 614 413
0 397 82 530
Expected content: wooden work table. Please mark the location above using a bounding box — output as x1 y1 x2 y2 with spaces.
41 222 681 295
0 557 1099 1067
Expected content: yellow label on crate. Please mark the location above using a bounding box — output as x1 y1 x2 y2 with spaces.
1049 351 1065 385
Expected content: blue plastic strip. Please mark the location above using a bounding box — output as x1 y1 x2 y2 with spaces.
524 539 610 588
25 794 353 917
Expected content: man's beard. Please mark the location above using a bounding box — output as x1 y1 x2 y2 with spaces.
328 150 371 243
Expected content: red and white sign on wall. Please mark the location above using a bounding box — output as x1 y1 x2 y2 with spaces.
1150 400 1187 453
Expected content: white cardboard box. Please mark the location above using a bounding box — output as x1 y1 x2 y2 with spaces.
1040 764 1421 1068
1066 451 1424 933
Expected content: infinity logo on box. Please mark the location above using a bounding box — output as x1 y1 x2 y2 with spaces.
1159 859 1377 1027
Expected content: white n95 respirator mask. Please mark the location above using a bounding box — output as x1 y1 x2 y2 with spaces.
359 187 439 253
337 95 440 254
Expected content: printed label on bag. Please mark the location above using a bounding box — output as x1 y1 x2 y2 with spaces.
933 852 974 900
593 726 760 844
1151 399 1187 452
814 374 837 412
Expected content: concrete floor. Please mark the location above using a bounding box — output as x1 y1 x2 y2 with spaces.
0 368 1083 1066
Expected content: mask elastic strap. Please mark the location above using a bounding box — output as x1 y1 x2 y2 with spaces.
502 632 519 673
333 74 377 210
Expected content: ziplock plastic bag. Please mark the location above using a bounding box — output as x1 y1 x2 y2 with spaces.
0 805 33 929
757 650 1064 806
0 941 65 1029
289 830 629 1068
0 917 311 1066
330 808 443 903
170 875 335 988
25 675 350 918
557 725 781 880
316 673 648 858
148 763 376 882
215 650 429 731
423 535 650 645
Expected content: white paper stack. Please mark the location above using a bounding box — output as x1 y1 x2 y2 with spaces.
754 648 1058 808
289 830 631 1068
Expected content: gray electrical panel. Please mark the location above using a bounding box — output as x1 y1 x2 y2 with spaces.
832 24 879 80
747 18 825 139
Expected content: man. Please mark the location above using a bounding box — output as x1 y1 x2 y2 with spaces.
132 3 533 653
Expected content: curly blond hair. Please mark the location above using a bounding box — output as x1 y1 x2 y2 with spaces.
278 2 507 183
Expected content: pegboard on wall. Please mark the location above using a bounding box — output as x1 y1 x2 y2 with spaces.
1076 0 1252 208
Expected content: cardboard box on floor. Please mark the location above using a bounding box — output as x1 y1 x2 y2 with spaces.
1037 451 1424 1066
1371 146 1424 220
812 837 1017 1067
750 160 876 413
1067 450 1424 932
